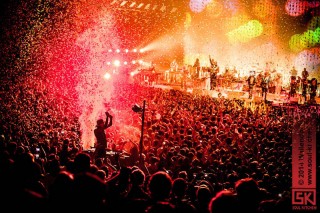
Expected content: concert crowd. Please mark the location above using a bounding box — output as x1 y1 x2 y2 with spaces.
0 73 319 213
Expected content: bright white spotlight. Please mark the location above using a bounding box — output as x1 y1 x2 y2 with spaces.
116 49 120 53
133 49 137 52
132 60 136 64
114 60 120 67
107 62 111 65
130 72 135 76
137 3 144 8
124 61 128 65
120 1 127 6
139 49 144 53
108 49 112 52
138 60 143 64
104 72 111 80
125 49 129 53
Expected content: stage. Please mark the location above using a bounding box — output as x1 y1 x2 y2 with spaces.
150 80 320 107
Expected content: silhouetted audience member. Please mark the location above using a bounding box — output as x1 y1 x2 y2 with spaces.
235 177 261 213
171 177 197 213
47 171 74 211
126 168 150 200
208 190 239 213
147 171 173 203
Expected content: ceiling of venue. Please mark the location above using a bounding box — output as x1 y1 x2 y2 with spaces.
0 0 319 78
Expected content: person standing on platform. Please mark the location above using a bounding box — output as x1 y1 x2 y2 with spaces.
169 59 179 83
290 66 297 78
247 71 256 99
209 55 219 90
261 71 270 102
181 64 188 90
301 67 309 98
274 73 282 96
289 76 297 98
193 58 201 79
94 111 113 161
309 78 318 104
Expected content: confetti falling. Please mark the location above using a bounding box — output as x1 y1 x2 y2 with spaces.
0 0 319 149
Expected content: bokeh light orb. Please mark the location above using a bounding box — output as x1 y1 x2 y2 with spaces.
314 27 320 40
189 0 209 13
308 16 320 30
289 34 304 52
226 20 263 43
285 0 308 17
206 0 223 18
296 48 320 71
253 0 276 19
246 20 263 37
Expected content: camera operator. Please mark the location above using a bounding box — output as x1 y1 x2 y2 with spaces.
94 112 113 160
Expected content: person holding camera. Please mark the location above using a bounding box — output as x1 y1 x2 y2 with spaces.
94 112 113 160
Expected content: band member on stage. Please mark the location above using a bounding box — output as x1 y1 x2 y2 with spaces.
223 66 232 88
310 78 318 103
170 59 178 72
181 64 189 90
247 71 256 99
94 111 113 160
169 59 179 83
273 73 282 96
289 76 297 98
261 71 270 102
203 67 211 91
301 67 309 98
193 58 201 79
209 55 219 90
255 72 263 97
290 66 297 77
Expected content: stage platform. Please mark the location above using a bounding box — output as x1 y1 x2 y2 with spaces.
147 81 320 107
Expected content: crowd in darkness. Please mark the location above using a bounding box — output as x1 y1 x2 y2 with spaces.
0 73 319 213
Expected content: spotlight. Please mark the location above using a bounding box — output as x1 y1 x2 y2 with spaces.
114 60 120 67
104 72 111 80
130 2 136 7
133 49 137 52
137 3 144 9
116 49 120 53
120 1 127 6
